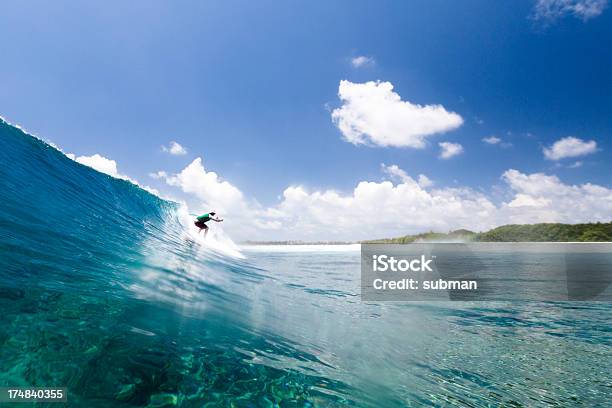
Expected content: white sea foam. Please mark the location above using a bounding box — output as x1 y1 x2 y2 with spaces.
176 204 244 259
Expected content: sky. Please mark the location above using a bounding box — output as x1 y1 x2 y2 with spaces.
1 0 611 241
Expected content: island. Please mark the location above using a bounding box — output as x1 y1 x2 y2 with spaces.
363 222 612 243
243 222 612 244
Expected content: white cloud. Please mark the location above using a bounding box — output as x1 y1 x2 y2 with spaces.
65 151 610 243
351 56 375 68
149 171 168 179
482 136 501 145
568 161 583 168
543 136 597 160
154 157 244 214
382 163 433 188
532 0 607 22
264 168 612 241
438 142 463 159
268 179 497 241
382 163 412 183
162 141 187 155
70 153 122 178
331 80 463 148
67 152 160 195
153 156 612 241
506 193 551 208
153 158 280 239
417 174 434 188
482 135 512 148
500 169 612 224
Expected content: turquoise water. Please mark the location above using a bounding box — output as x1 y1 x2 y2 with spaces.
0 119 611 407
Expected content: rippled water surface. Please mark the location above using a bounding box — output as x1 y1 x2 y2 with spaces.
2 245 611 407
1 119 611 407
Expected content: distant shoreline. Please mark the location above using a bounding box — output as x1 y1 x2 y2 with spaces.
243 222 612 245
242 240 356 245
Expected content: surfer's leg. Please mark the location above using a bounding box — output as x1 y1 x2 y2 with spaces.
195 220 206 232
203 224 209 236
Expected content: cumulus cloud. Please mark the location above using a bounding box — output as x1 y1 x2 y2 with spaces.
351 56 375 68
568 161 583 168
72 149 607 242
153 157 244 214
149 171 168 180
67 152 159 195
382 163 412 183
155 157 612 241
438 142 463 159
500 169 612 224
68 153 122 178
153 158 280 239
382 164 433 188
268 179 497 241
482 136 501 145
264 168 612 241
543 136 597 160
532 0 607 22
162 141 187 155
482 135 512 148
331 80 463 148
417 174 434 188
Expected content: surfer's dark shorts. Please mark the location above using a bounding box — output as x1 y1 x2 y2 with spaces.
194 220 208 229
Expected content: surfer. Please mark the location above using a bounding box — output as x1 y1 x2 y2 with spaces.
194 211 223 236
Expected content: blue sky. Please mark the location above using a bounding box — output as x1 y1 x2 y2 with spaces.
1 1 611 240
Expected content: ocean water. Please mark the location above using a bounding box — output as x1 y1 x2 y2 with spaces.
0 119 611 407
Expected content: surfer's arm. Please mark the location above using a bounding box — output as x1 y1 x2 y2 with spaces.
213 217 224 222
